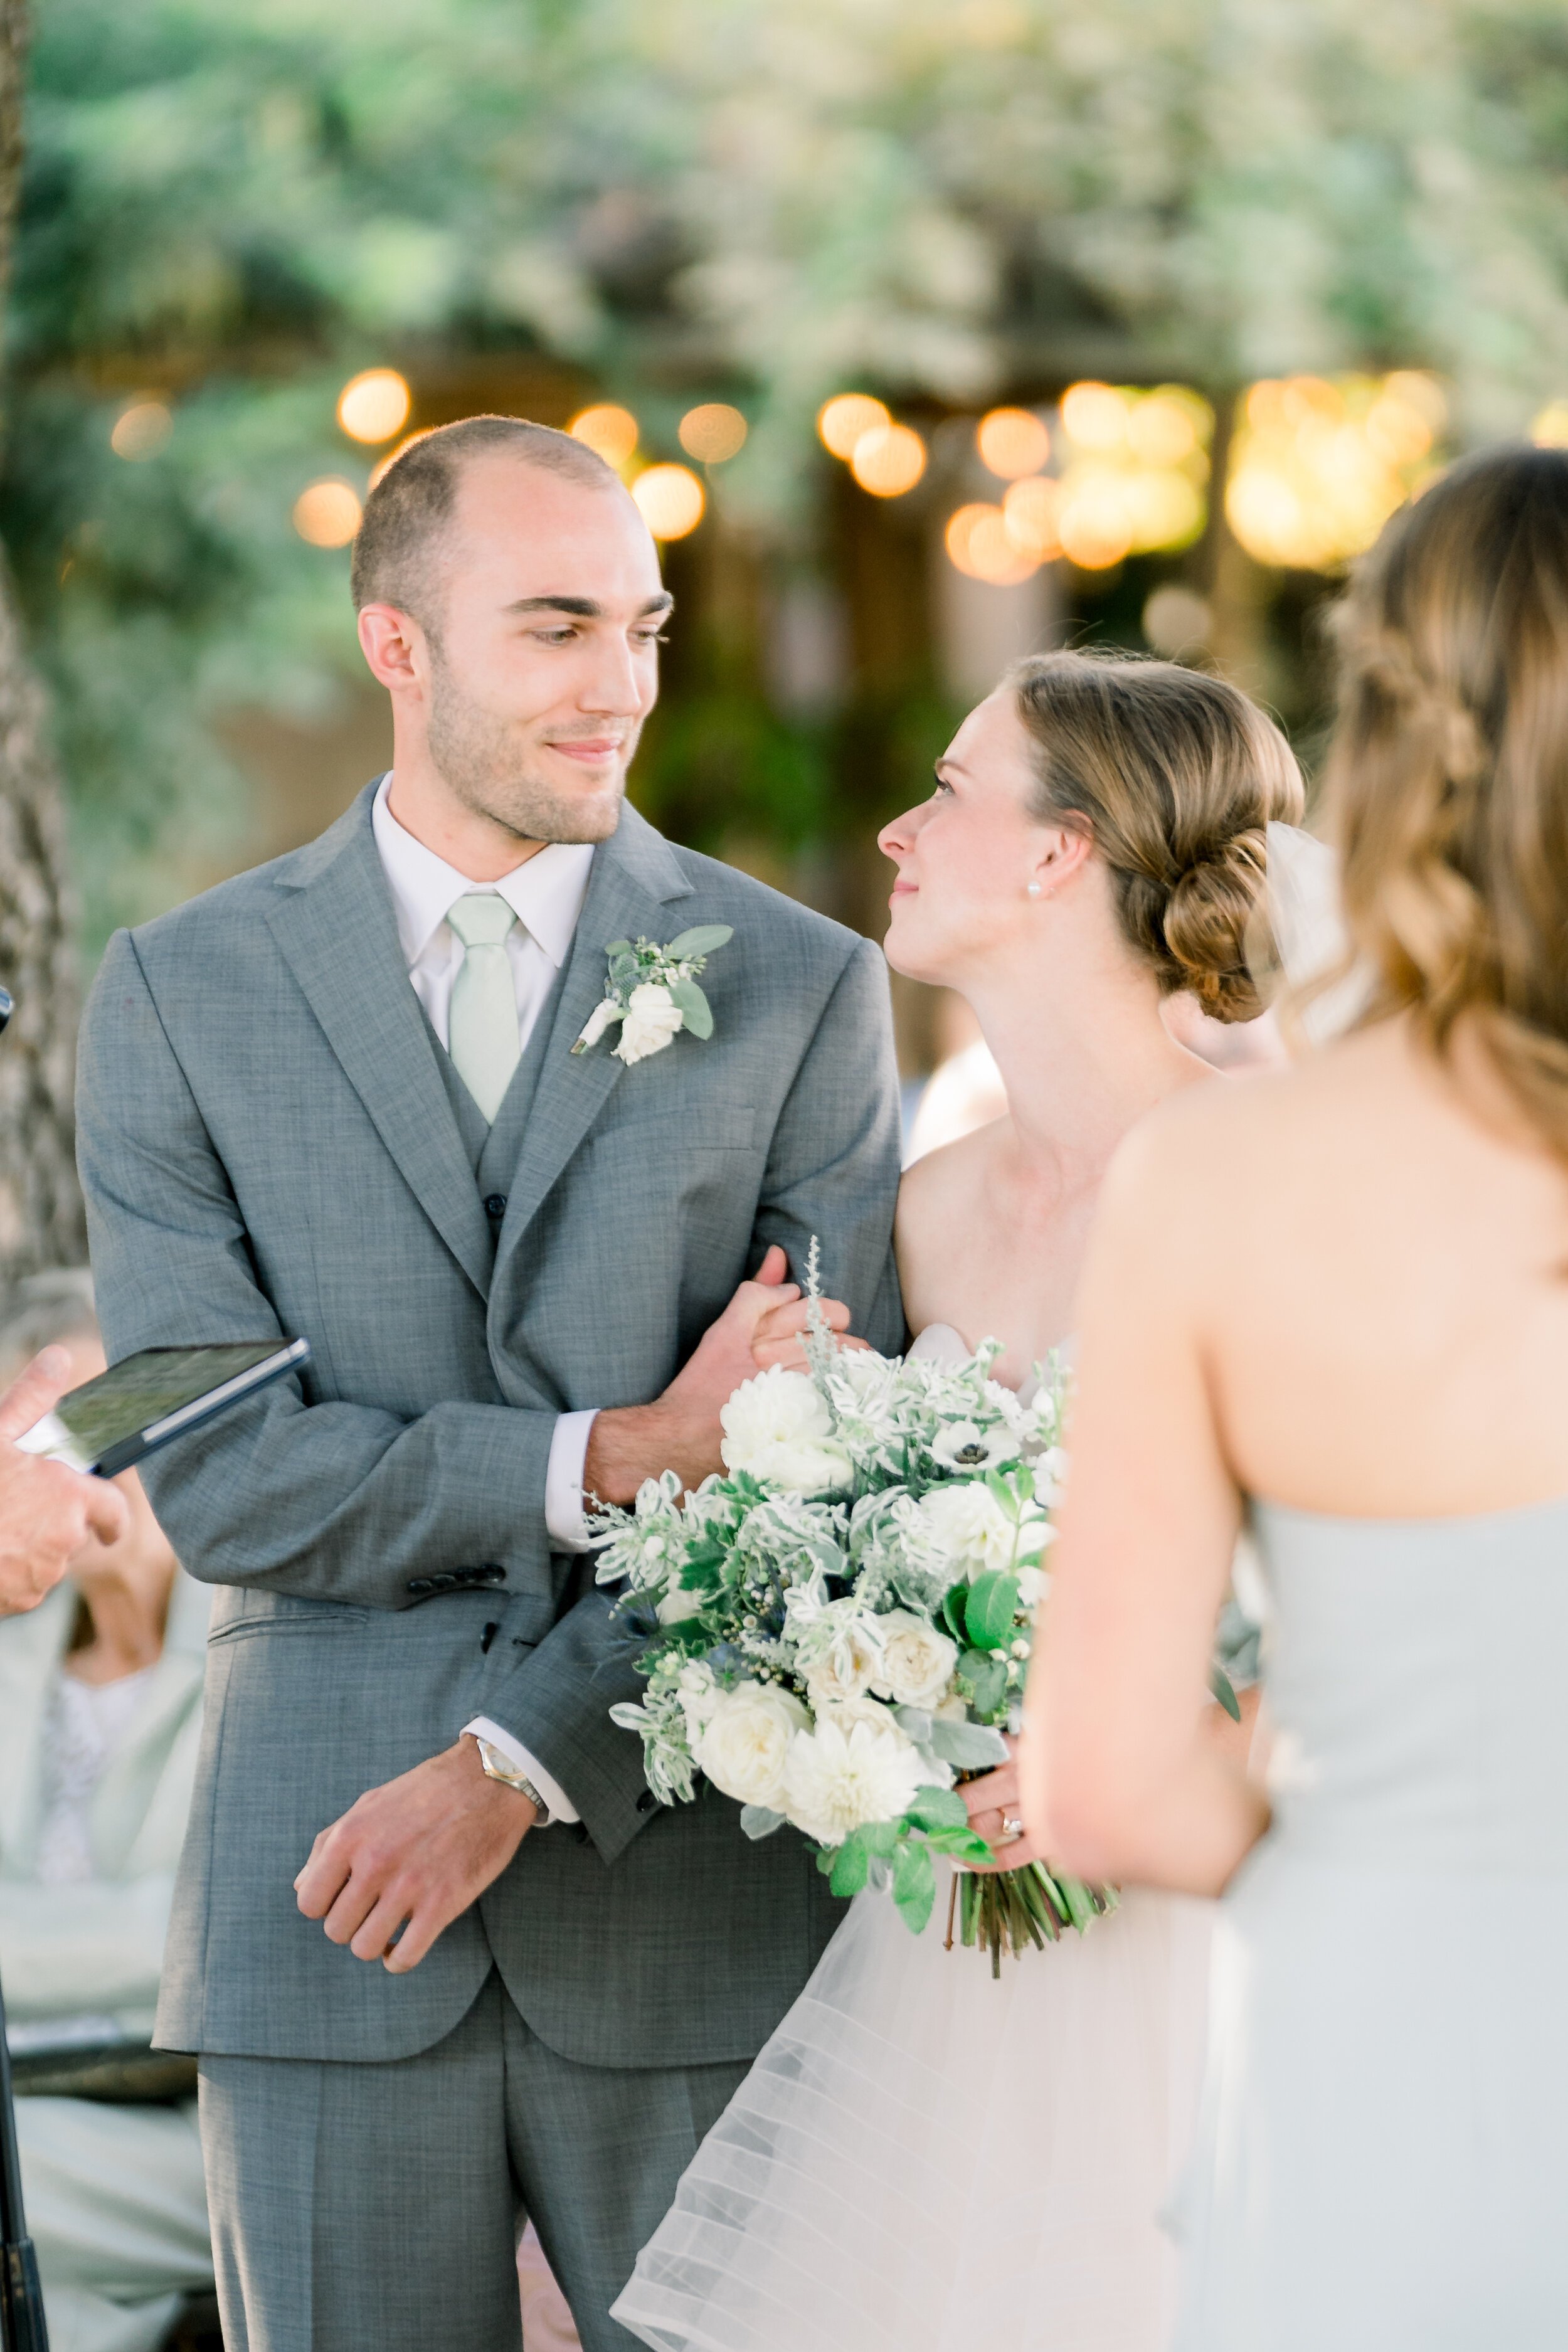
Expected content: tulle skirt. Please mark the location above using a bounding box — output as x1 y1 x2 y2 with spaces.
612 1868 1214 2352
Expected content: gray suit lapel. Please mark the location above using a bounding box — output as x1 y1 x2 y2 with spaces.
263 784 494 1300
492 806 692 1276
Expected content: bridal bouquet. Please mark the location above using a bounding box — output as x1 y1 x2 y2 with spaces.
593 1254 1115 1969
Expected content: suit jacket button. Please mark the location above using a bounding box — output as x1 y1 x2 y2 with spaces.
484 1194 507 1218
636 1791 658 1813
406 1577 433 1596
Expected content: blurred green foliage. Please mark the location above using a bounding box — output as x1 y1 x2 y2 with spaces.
4 0 1568 952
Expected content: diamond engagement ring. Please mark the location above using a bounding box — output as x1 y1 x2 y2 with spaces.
1001 1813 1025 1841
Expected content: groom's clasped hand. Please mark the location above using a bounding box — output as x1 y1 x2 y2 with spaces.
293 1244 859 1973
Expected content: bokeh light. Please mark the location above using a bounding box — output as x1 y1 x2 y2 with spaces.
818 393 888 458
633 462 705 539
850 421 926 497
1225 371 1446 568
337 369 412 445
1532 400 1568 448
679 403 748 463
292 479 363 548
1053 381 1213 567
569 403 640 468
110 400 172 460
1000 475 1061 561
1059 381 1130 452
946 502 1038 584
977 406 1051 479
1143 584 1213 656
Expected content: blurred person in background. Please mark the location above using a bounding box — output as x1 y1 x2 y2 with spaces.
615 651 1296 2352
1030 446 1568 2344
0 1271 216 2352
0 1337 129 1616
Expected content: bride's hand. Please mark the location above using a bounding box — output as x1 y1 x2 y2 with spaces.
750 1290 867 1371
960 1735 1051 1872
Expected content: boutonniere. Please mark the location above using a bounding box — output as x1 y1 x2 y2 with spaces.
571 926 734 1066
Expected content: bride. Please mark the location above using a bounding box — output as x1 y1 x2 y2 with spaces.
612 647 1303 2351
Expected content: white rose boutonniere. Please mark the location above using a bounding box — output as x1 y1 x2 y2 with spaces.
571 926 734 1066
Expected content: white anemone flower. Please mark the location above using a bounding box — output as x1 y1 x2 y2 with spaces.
930 1419 1015 1471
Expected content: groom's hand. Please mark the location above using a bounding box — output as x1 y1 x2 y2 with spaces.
294 1736 533 1973
582 1244 854 1505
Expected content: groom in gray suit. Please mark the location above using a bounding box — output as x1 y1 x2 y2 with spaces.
75 416 904 2352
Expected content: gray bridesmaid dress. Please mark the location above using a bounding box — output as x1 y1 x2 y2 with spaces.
1172 1495 1568 2348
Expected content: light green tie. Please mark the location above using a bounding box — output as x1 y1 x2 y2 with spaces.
447 894 521 1122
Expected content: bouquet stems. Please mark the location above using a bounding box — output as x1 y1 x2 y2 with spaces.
946 1860 1118 1978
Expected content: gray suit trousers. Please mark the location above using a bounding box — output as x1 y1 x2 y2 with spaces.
199 1973 748 2352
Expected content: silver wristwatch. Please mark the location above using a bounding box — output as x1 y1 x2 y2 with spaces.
472 1736 552 1824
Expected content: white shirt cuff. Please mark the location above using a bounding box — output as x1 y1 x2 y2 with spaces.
463 1719 580 1826
545 1409 599 1551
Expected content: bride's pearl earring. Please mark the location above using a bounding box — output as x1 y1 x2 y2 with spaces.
1026 882 1042 898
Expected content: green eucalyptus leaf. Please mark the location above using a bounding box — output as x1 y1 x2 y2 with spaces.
1209 1665 1242 1722
962 1652 1009 1717
902 1784 968 1833
603 939 633 958
966 1571 1020 1651
829 1832 870 1899
892 1837 936 1934
928 1717 1009 1769
664 924 734 961
666 976 714 1039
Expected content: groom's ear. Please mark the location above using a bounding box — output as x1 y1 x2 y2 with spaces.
358 603 429 699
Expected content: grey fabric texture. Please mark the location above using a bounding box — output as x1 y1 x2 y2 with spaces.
76 782 904 2070
200 1974 750 2352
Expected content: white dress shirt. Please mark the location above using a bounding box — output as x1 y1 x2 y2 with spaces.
372 775 600 1823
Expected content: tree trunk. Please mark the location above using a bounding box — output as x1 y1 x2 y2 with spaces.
0 0 85 1281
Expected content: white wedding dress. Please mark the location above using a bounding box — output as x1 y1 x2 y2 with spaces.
612 1327 1216 2352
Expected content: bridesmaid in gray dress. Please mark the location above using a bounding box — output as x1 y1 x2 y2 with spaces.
1025 443 1568 2349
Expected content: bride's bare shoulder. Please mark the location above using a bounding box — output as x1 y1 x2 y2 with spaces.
896 1118 1007 1314
898 1116 1007 1228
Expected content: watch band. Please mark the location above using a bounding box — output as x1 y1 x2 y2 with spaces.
472 1736 552 1824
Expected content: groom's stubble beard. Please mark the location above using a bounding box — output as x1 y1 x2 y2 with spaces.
424 637 640 847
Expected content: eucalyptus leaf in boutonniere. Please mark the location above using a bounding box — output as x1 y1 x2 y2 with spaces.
571 926 734 1066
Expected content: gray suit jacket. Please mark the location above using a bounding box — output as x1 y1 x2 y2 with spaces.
76 784 904 2069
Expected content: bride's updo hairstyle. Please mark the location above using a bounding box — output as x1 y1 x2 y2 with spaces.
1323 445 1568 1138
1009 650 1304 1021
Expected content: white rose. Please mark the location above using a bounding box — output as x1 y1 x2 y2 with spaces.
916 1480 1019 1577
781 1714 928 1846
656 1582 706 1624
815 1693 905 1741
693 1683 810 1809
868 1608 958 1708
721 1365 852 1495
801 1605 884 1705
615 982 685 1065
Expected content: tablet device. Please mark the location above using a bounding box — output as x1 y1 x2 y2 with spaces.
14 1338 310 1478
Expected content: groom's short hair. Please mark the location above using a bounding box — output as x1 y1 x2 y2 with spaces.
350 415 618 627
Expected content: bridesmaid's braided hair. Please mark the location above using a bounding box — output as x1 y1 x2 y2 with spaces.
1322 443 1568 1150
1008 650 1304 1022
